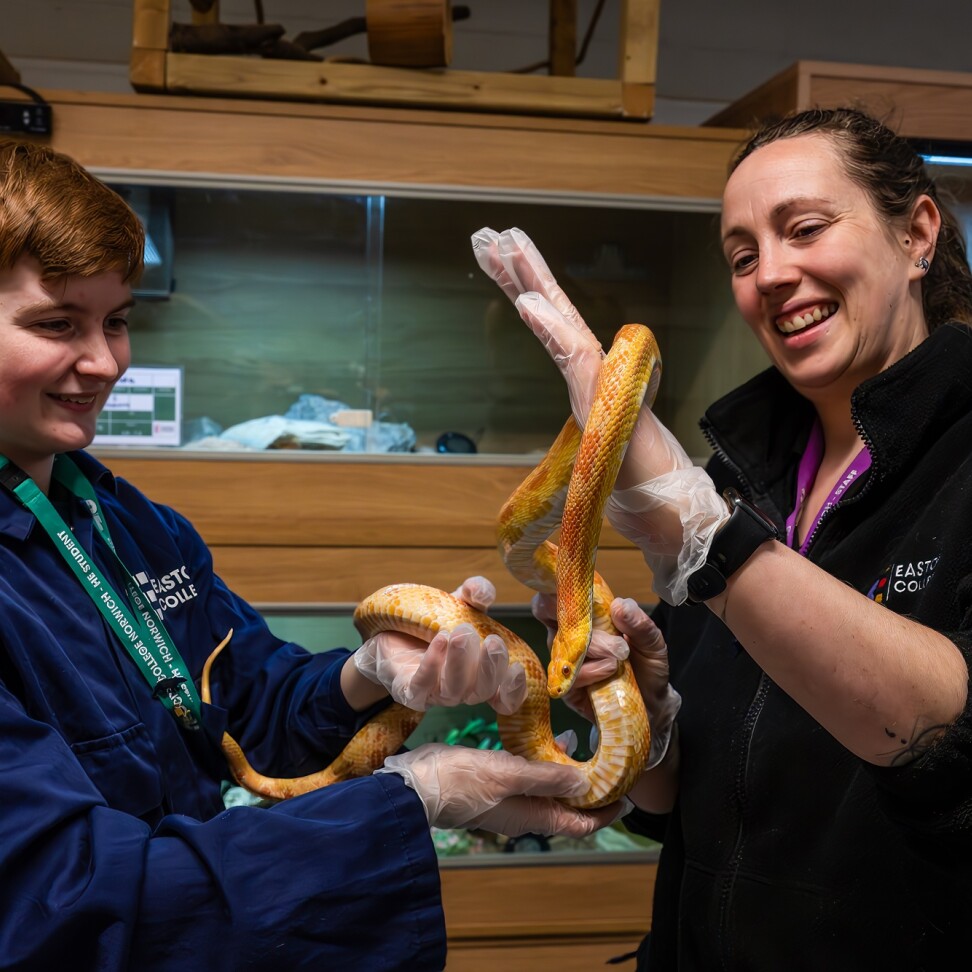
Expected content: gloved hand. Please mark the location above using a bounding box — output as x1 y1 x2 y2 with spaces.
533 593 681 770
353 576 528 714
472 226 730 605
378 743 628 835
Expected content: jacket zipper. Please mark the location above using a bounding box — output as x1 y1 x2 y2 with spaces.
717 671 770 971
701 408 877 967
700 417 767 970
700 421 753 500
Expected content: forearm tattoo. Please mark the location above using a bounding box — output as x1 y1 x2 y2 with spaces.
883 722 948 766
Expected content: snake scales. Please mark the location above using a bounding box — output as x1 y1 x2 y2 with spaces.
203 323 662 809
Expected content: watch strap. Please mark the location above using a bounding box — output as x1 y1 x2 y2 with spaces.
686 488 780 603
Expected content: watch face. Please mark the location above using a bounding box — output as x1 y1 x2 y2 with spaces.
724 488 780 539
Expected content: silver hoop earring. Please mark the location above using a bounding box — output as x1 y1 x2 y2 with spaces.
915 257 930 272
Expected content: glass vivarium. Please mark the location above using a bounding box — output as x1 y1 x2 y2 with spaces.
104 177 762 462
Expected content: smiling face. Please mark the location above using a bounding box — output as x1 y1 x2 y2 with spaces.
0 257 133 488
721 133 932 409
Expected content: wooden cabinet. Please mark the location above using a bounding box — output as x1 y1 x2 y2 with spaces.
440 857 656 970
99 452 657 608
707 60 972 141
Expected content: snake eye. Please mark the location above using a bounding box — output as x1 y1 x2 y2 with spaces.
562 665 571 677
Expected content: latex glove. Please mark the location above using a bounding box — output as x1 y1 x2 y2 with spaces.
378 743 628 836
353 576 527 714
354 625 527 714
472 226 729 605
533 593 681 771
452 574 496 613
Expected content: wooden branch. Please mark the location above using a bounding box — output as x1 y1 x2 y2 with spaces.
293 17 368 53
549 0 577 77
261 39 323 63
170 22 285 55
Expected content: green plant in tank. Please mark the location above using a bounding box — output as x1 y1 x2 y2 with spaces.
443 716 503 750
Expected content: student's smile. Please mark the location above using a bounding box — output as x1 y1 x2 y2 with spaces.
0 257 132 485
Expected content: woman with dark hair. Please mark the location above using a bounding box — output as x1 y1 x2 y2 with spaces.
476 107 972 969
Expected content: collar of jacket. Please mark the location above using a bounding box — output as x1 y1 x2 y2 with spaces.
0 449 118 541
700 322 972 502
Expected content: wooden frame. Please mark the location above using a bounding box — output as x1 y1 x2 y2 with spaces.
707 60 972 141
131 0 660 120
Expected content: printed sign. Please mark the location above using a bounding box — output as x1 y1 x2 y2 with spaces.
94 366 183 447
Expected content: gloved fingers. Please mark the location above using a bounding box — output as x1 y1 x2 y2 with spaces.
494 752 588 799
464 631 515 707
490 658 528 715
421 623 493 707
471 227 522 303
451 575 496 613
600 600 682 761
353 630 424 688
514 292 602 424
531 592 557 648
471 794 631 838
379 744 588 830
610 598 667 658
568 655 624 692
498 228 588 332
554 728 579 757
585 628 630 663
398 630 451 709
565 628 628 692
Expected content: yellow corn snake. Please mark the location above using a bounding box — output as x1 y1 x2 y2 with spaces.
202 323 662 809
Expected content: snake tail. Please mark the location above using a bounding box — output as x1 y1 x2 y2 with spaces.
201 629 423 801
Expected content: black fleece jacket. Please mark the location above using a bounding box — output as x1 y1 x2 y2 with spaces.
626 323 972 971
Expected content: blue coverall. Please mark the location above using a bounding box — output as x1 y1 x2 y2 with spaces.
0 450 445 970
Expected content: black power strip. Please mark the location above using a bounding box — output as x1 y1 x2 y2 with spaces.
0 83 52 135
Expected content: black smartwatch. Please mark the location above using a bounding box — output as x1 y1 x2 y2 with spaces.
686 487 780 604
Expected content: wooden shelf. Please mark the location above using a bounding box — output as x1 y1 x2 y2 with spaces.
440 856 655 970
707 60 972 142
100 451 655 609
33 88 744 200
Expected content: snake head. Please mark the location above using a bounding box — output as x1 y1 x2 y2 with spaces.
547 660 575 698
548 625 590 698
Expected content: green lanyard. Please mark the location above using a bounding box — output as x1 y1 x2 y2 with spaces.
0 453 202 731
